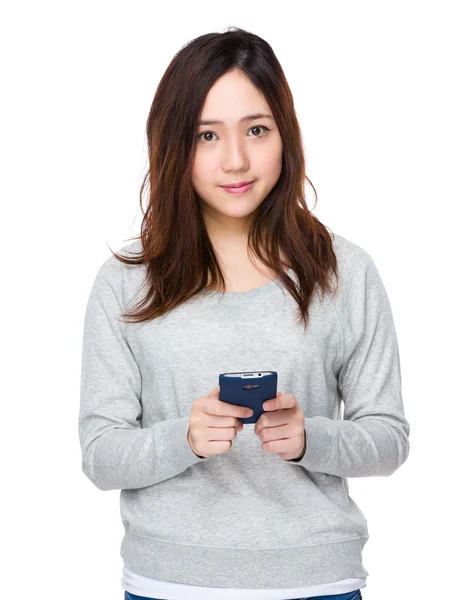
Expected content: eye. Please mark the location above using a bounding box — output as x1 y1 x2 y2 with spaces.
247 125 269 138
197 125 270 143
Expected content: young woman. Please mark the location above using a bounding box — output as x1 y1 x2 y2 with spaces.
79 27 410 600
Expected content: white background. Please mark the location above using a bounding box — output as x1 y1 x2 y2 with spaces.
2 2 470 599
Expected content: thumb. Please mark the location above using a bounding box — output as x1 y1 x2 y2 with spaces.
277 391 282 397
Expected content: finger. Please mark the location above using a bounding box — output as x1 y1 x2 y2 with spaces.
261 434 300 454
254 411 292 436
217 400 253 419
209 388 253 418
263 392 295 412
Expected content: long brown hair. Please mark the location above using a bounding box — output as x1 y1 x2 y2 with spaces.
109 27 339 333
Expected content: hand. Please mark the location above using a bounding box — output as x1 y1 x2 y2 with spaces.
254 392 306 461
187 386 252 458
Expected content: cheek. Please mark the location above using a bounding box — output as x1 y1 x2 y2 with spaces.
258 152 282 179
191 155 204 180
256 140 283 173
192 153 217 184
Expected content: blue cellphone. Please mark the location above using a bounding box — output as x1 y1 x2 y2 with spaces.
219 371 278 424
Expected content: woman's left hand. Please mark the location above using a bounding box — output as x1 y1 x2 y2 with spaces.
254 392 306 461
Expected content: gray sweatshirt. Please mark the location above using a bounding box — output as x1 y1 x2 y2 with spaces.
78 231 410 594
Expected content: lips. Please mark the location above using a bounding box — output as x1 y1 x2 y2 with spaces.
221 180 254 189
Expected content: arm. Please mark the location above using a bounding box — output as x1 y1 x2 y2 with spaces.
78 257 205 492
291 253 410 477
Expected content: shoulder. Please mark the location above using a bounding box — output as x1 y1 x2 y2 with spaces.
329 232 391 318
329 231 375 292
331 231 374 273
93 238 145 292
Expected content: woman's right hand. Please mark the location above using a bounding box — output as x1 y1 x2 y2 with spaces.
187 386 253 458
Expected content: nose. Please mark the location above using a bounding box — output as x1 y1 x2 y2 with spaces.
221 137 250 171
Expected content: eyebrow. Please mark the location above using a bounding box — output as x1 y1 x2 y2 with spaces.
198 113 274 126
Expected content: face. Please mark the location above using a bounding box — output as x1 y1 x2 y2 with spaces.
191 69 283 241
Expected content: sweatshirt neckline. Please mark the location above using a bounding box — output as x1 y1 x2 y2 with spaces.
204 267 294 302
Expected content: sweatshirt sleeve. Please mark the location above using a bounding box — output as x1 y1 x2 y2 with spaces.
78 256 206 492
291 251 410 477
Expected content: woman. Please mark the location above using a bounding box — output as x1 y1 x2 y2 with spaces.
79 27 410 600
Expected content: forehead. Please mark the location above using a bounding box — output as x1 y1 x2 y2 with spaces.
199 71 271 125
199 113 274 126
